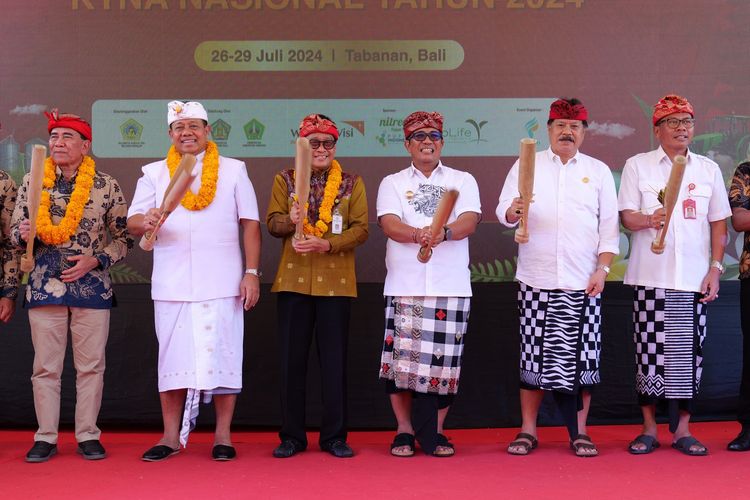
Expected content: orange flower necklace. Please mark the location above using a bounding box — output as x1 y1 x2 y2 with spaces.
166 141 219 211
36 156 96 245
297 160 343 237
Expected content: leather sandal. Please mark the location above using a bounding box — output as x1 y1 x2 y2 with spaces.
390 433 415 457
507 432 538 456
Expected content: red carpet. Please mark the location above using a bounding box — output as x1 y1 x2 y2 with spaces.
0 422 748 499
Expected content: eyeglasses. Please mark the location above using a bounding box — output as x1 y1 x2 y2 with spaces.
408 131 443 142
658 117 695 129
308 139 337 150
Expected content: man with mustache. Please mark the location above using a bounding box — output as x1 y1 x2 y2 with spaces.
497 98 619 457
619 94 730 456
377 111 480 457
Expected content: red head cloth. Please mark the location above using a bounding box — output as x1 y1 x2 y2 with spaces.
548 99 588 122
652 94 694 125
45 109 92 140
403 111 444 138
299 114 339 140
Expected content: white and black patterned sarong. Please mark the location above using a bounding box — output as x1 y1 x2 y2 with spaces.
518 282 602 394
379 296 470 396
633 286 706 400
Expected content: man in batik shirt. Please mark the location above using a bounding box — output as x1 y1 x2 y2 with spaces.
728 161 750 451
0 166 20 322
11 110 131 462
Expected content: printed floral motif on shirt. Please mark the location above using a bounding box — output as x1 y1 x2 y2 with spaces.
409 184 446 217
729 162 750 279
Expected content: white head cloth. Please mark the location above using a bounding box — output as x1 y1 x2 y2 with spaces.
168 100 208 126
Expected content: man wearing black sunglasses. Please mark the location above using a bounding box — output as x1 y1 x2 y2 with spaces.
267 114 368 459
377 111 481 457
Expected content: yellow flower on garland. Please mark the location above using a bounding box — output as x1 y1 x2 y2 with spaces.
302 160 342 237
166 141 220 211
36 156 96 245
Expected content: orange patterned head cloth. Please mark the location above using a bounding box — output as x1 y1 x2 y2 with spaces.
299 114 339 140
403 111 443 138
653 94 694 125
45 109 92 140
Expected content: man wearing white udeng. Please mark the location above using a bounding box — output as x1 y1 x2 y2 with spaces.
127 101 261 462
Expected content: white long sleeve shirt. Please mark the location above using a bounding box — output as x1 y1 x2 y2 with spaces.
496 147 620 291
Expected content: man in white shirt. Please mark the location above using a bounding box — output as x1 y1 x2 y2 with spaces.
377 111 481 457
127 101 261 462
619 94 730 456
497 98 619 457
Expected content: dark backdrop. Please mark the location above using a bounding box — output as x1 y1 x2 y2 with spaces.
0 281 742 432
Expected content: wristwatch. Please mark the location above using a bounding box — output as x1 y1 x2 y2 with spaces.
710 260 725 274
443 226 452 241
244 268 262 277
597 264 610 275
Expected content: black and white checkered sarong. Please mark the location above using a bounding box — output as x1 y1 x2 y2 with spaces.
633 286 706 399
379 296 470 396
518 282 602 394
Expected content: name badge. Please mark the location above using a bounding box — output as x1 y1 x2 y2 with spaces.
332 208 343 234
683 198 696 219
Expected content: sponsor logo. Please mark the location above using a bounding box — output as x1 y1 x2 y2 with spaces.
118 118 145 149
465 119 488 143
525 118 540 138
120 119 143 142
211 119 231 141
243 119 265 141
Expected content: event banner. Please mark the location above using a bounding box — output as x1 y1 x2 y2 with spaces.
92 98 553 158
2 0 748 282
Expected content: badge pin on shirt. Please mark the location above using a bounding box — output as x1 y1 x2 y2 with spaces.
683 182 696 219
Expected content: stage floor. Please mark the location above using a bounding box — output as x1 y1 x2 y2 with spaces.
1 422 748 499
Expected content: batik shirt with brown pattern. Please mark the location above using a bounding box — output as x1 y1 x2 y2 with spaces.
729 161 750 279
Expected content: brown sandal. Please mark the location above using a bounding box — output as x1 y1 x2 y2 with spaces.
507 432 538 455
570 433 598 457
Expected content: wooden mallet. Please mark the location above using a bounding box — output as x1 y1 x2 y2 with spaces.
139 153 197 251
651 154 687 254
20 145 47 273
417 189 459 264
515 138 537 244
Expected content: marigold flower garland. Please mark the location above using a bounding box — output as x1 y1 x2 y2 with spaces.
295 160 343 237
166 141 219 211
36 156 96 245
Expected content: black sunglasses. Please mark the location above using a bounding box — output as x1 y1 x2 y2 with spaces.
408 131 443 142
308 139 337 150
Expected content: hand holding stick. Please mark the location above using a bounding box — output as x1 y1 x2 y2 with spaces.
651 154 687 254
139 154 197 251
293 137 312 240
417 189 459 263
20 145 47 273
514 138 537 244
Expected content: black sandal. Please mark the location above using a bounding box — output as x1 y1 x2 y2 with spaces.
628 434 660 455
507 432 538 455
433 433 455 457
390 433 415 457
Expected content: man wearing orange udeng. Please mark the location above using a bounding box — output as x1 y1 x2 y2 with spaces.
11 110 131 462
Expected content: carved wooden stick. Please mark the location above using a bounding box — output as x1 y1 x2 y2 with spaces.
294 137 312 240
515 138 537 244
139 153 197 251
651 154 687 254
417 189 459 263
20 145 47 273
